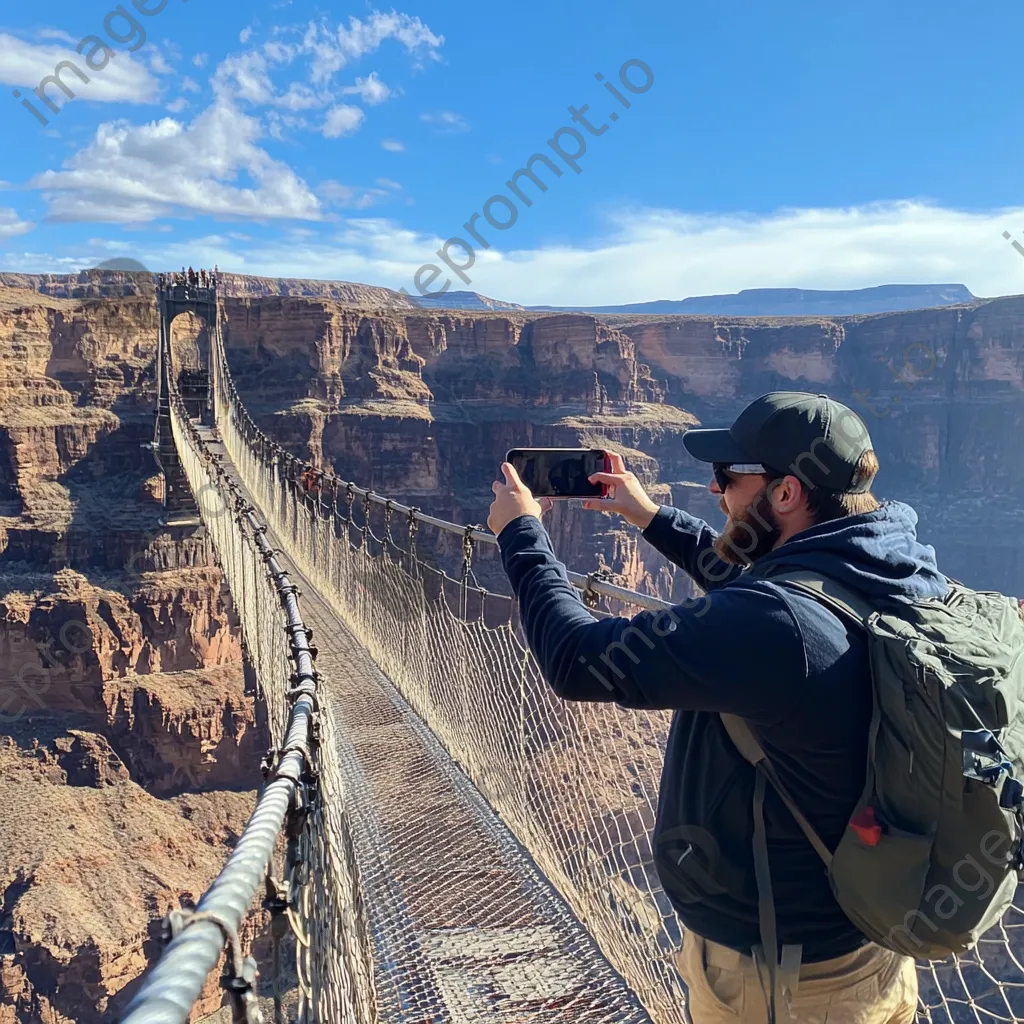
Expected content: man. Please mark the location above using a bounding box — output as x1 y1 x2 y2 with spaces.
488 392 937 1023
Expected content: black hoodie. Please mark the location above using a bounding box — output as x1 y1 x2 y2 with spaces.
497 499 948 962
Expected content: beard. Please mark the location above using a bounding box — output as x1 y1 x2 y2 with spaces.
712 484 781 566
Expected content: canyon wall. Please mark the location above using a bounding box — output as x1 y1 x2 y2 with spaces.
612 301 1024 593
217 293 1024 598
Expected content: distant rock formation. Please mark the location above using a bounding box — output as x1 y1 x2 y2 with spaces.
0 272 986 317
405 289 525 311
529 283 979 316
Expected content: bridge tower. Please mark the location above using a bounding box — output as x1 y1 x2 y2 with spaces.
152 274 219 526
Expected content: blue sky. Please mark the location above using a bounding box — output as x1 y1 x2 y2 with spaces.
1 0 1023 304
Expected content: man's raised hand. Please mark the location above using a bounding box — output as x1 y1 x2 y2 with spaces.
585 452 660 530
488 462 551 537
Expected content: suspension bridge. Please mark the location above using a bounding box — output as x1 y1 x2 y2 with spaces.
118 277 1024 1023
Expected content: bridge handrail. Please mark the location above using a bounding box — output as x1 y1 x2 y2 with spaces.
314 478 677 613
121 336 322 1023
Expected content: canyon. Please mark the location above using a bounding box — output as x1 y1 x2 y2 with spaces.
0 272 1022 1019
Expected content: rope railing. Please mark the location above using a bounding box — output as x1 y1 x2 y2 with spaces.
291 479 675 613
120 324 375 1024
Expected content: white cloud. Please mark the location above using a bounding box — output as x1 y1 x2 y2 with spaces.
304 12 443 85
380 138 404 152
0 208 34 239
276 82 321 110
266 110 312 140
212 49 325 111
181 76 201 94
341 71 391 105
420 110 469 133
29 101 322 223
0 32 159 106
148 50 174 76
193 53 208 68
322 104 364 138
376 177 401 190
166 97 188 113
317 179 391 208
212 50 276 105
36 29 77 44
240 27 254 44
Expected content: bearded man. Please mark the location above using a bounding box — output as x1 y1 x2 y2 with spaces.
488 392 936 1023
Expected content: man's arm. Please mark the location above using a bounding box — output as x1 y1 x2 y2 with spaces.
641 505 745 591
498 515 806 723
583 455 743 591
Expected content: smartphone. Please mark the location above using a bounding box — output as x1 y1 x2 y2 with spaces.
505 448 611 498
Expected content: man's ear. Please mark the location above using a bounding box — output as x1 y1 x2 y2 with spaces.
766 474 803 514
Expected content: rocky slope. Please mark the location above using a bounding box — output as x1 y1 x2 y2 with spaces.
0 567 265 1022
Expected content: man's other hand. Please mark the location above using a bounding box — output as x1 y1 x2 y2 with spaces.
585 452 660 529
489 462 550 536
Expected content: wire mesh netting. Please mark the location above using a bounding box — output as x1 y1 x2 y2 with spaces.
169 374 378 1023
165 311 1024 1023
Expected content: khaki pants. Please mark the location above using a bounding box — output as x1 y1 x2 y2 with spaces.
677 930 919 1023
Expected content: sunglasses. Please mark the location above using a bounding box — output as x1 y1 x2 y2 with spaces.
712 462 767 491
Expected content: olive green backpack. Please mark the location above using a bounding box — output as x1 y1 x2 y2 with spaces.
720 569 1024 1017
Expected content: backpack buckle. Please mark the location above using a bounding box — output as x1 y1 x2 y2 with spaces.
962 730 1013 786
1000 777 1024 810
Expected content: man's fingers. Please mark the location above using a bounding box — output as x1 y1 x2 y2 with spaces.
589 472 630 485
492 478 503 495
538 497 553 514
501 461 524 488
608 451 626 473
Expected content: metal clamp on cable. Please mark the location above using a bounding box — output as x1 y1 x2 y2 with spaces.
161 907 264 1024
261 742 316 788
582 570 612 609
285 775 317 888
461 523 484 582
287 669 320 709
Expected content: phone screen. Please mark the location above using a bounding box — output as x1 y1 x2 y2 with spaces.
506 448 607 498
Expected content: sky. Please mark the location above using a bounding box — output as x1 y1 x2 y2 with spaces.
1 0 1023 305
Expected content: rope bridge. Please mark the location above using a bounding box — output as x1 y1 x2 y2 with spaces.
119 303 1024 1023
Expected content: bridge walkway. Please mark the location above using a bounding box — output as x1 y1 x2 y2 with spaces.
198 425 657 1024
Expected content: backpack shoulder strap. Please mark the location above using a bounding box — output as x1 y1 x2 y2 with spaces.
719 713 834 869
760 569 877 631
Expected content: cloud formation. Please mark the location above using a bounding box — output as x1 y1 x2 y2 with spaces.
322 104 365 138
0 32 159 105
0 207 34 239
419 110 470 134
341 71 391 105
29 102 321 223
304 12 443 84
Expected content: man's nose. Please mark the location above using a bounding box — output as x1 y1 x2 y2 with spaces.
709 477 722 495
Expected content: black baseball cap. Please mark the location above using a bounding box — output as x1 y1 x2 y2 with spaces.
682 391 875 493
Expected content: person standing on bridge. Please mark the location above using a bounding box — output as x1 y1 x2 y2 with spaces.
488 392 927 1023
